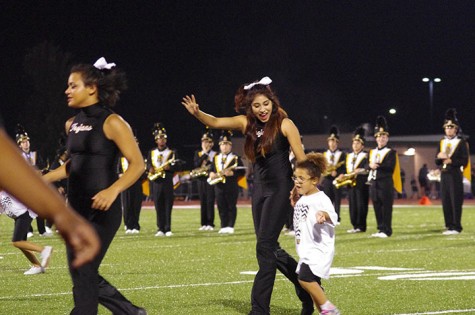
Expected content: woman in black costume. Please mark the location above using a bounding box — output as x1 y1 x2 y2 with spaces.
45 57 146 314
182 77 314 315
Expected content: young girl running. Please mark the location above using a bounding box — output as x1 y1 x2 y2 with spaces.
0 190 52 275
292 152 340 315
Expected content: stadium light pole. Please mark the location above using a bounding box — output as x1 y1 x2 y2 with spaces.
422 77 441 131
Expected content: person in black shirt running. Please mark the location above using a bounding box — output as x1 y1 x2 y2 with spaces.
44 57 146 315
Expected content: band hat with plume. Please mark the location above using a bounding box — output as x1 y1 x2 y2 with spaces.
15 123 30 144
374 115 389 137
352 125 366 144
244 76 272 90
327 125 340 142
219 130 233 144
443 108 459 129
152 122 167 139
93 57 116 70
201 127 214 141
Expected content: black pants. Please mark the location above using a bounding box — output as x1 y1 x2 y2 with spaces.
215 182 239 228
151 180 174 232
440 170 464 232
122 179 143 230
249 180 313 315
67 194 140 314
197 179 215 226
370 177 394 236
322 176 342 222
29 217 46 235
348 182 369 231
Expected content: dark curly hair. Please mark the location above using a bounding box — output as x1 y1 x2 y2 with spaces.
234 81 287 162
295 152 327 180
70 62 127 107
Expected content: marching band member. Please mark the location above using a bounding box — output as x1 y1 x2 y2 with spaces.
120 133 145 234
368 116 402 238
321 125 346 223
342 126 369 233
208 131 245 234
147 123 177 237
436 108 469 235
193 128 217 231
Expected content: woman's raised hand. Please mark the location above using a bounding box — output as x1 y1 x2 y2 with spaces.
181 94 200 116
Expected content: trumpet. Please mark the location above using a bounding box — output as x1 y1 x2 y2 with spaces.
207 162 238 186
322 161 345 177
190 165 210 179
148 157 175 181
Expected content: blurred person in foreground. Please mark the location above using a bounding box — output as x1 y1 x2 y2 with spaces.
0 116 99 269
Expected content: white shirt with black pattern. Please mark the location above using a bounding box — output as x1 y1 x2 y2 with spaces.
293 190 337 279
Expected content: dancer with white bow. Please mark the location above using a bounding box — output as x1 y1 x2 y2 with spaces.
44 57 146 314
182 77 314 315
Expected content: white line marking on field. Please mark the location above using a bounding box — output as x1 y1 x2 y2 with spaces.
379 271 475 281
355 266 423 271
394 309 475 314
0 280 257 300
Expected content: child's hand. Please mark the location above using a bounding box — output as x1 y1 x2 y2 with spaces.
289 186 300 207
316 211 327 224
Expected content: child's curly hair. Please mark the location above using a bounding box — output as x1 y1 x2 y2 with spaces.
295 152 327 179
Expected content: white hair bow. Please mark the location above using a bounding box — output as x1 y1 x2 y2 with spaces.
244 76 272 90
93 57 116 70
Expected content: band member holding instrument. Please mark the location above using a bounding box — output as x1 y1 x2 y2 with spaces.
368 116 402 238
182 76 314 315
147 123 177 237
193 128 217 231
321 126 346 223
436 108 469 235
341 126 369 233
209 131 245 234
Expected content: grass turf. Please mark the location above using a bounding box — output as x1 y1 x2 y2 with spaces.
1 203 474 314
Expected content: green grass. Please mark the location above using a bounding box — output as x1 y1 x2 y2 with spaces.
1 203 475 315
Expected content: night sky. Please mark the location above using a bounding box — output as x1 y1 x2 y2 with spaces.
2 1 475 160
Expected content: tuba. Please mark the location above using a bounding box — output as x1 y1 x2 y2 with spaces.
148 157 175 181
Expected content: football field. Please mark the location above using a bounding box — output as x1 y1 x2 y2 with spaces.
1 202 474 314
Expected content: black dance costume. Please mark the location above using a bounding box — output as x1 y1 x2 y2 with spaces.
67 103 142 314
250 121 313 315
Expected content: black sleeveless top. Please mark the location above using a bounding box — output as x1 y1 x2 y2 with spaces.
67 103 119 194
253 121 293 184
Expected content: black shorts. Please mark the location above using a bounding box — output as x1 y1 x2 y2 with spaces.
12 212 33 242
298 262 322 285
